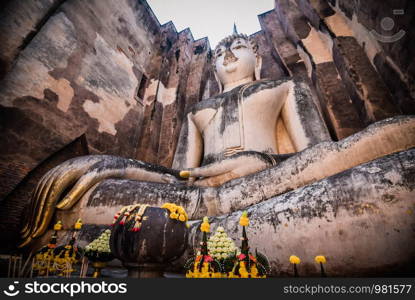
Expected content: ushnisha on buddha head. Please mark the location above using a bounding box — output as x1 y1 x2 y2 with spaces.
213 33 262 92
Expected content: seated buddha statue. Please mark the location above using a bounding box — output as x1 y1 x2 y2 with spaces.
20 33 415 248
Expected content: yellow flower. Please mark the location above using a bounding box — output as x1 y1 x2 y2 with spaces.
201 217 210 232
240 271 249 278
239 211 249 226
289 255 301 264
54 221 63 231
250 265 259 276
179 214 186 222
170 212 178 219
239 217 249 227
74 218 82 230
201 223 210 232
315 255 326 264
177 207 185 214
162 203 173 210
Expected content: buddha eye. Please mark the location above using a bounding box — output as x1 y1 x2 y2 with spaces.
232 45 246 50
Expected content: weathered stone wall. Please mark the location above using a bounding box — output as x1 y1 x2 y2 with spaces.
0 0 163 201
256 0 414 140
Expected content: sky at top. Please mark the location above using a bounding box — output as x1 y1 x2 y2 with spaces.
146 0 275 48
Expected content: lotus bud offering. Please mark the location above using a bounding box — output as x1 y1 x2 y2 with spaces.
208 226 237 260
85 229 113 260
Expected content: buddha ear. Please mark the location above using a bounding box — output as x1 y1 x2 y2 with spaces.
254 55 262 81
213 68 223 94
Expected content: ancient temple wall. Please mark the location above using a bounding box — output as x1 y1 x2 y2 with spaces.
0 0 64 81
135 24 215 167
0 0 165 241
268 0 414 141
329 0 414 115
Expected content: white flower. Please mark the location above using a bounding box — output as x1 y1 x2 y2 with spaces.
217 226 224 232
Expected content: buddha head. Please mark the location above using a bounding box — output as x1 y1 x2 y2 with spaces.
213 33 262 92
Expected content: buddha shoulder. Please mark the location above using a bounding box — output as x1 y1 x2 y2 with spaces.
188 78 294 115
241 78 294 98
188 95 223 115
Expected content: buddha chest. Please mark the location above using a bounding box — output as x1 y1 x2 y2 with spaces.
192 79 292 161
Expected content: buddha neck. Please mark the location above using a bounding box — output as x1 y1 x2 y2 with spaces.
222 75 254 92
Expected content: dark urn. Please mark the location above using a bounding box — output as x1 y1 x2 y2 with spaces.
110 206 188 278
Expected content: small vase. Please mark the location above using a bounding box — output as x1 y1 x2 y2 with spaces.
91 261 107 278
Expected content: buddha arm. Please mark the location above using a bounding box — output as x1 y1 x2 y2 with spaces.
172 113 203 170
280 80 330 152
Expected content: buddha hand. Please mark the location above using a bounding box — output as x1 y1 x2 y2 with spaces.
20 155 181 247
180 151 292 187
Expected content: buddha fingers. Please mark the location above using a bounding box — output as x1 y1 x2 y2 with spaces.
21 156 174 247
184 153 270 187
194 171 238 187
20 167 55 235
31 165 85 238
21 167 58 239
56 168 126 210
19 156 108 247
19 166 61 246
181 159 238 178
31 167 62 238
31 156 107 238
57 158 175 210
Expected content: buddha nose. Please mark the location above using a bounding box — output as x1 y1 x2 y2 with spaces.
223 49 238 66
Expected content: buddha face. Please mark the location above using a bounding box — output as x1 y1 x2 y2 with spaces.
214 37 257 86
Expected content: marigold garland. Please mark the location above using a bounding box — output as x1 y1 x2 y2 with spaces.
161 203 188 225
